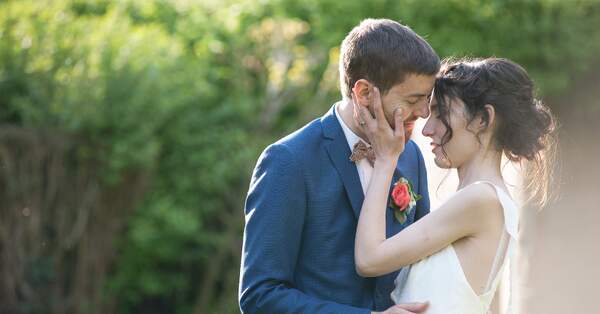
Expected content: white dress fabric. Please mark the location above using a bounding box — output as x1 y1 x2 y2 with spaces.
390 181 518 314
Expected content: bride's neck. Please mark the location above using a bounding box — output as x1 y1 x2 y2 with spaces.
456 150 503 190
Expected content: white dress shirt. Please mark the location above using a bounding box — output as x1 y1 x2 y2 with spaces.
334 104 373 195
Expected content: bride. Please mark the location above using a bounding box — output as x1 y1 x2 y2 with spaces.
353 58 556 313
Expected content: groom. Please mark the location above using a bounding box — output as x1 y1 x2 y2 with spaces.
239 19 440 313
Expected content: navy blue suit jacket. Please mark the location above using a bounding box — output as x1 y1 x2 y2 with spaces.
239 104 430 313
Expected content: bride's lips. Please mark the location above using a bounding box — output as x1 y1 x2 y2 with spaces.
430 142 441 152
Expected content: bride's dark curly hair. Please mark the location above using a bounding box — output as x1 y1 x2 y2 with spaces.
433 57 558 208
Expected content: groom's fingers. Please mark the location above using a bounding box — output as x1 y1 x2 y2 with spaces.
394 301 429 313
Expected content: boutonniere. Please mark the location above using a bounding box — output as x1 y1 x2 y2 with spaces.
390 177 422 224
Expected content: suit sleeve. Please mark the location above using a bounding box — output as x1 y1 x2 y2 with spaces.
239 143 369 314
413 142 430 221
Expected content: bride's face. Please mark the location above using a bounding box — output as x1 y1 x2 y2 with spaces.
422 96 481 169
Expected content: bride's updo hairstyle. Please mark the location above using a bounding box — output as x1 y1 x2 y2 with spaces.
433 57 557 208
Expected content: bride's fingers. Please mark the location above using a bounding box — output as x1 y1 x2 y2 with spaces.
354 98 375 128
351 92 375 131
361 105 379 133
371 87 388 129
351 93 362 124
393 107 405 140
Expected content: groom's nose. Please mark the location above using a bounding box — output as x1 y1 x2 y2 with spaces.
413 102 430 119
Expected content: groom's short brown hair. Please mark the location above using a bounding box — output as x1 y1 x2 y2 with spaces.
339 19 440 99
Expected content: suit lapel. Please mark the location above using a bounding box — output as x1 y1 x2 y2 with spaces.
321 105 364 219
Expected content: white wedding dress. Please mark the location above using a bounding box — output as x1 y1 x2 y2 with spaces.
390 181 518 314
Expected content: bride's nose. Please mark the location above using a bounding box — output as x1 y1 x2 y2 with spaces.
422 118 434 138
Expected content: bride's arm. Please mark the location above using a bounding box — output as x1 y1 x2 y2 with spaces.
352 87 498 278
354 164 497 277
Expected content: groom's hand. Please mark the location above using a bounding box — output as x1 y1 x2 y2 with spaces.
372 301 429 314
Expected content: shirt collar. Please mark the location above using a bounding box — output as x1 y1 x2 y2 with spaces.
334 103 369 151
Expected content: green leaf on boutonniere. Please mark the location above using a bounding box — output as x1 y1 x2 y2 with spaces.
394 210 406 224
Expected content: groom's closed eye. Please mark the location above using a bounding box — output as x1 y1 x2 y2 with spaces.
406 94 428 105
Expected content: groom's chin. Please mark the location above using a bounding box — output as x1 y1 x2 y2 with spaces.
404 128 414 143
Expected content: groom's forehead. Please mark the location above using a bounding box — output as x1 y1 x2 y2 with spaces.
390 74 435 96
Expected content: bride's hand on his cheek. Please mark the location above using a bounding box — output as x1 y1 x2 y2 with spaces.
352 86 406 164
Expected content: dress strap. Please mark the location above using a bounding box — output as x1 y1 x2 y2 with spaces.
470 181 519 294
471 181 519 238
484 231 509 292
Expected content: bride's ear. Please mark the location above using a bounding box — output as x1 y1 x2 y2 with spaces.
477 104 496 132
352 79 372 108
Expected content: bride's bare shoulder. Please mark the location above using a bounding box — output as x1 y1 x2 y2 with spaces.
449 182 502 222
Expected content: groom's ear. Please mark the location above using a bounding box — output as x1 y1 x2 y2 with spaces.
352 79 372 108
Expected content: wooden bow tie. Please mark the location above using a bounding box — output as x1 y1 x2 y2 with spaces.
349 141 375 166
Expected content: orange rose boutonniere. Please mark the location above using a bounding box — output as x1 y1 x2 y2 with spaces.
390 177 422 224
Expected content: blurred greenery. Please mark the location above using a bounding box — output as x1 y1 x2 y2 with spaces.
0 0 599 313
